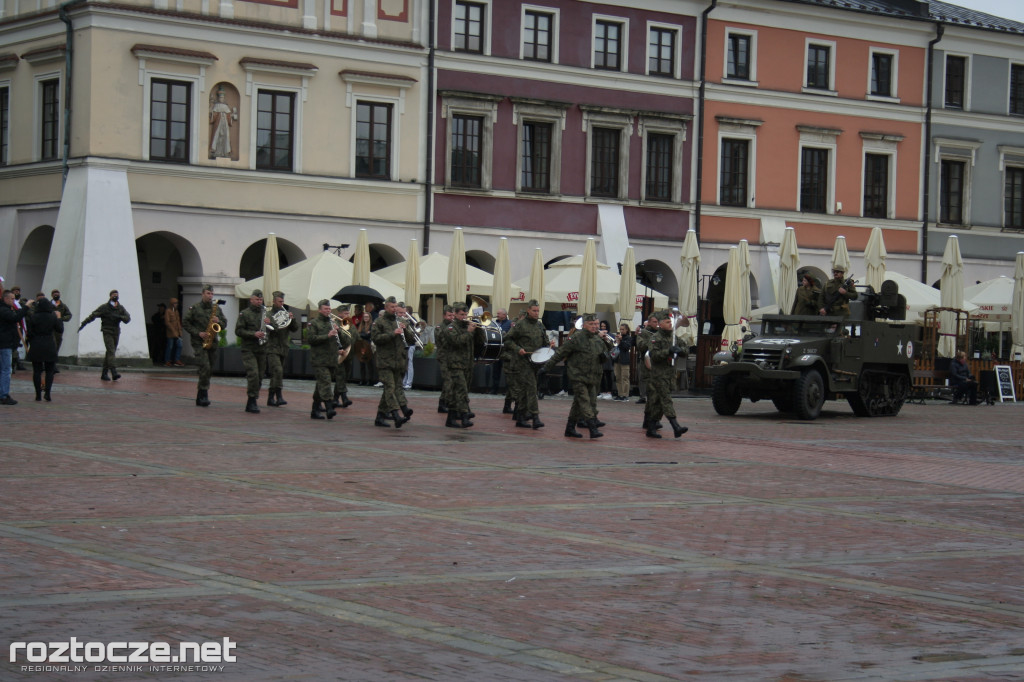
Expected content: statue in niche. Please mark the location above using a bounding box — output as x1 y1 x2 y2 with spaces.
209 86 238 159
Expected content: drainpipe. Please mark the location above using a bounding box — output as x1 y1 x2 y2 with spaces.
59 0 87 189
922 22 944 282
693 0 717 240
422 0 436 255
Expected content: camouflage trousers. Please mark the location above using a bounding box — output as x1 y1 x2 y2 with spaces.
333 359 351 396
508 361 539 416
312 365 333 402
567 379 599 423
102 330 120 371
267 351 287 390
376 366 406 413
444 364 470 413
192 345 216 391
646 371 676 420
438 360 452 405
241 350 267 399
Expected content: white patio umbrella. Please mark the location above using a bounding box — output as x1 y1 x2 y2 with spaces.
352 228 370 287
777 227 799 315
965 277 1015 322
678 230 701 346
528 248 545 306
831 235 852 276
544 256 669 311
618 246 637 321
492 237 512 312
938 235 964 358
864 226 887 293
1012 252 1024 358
879 271 977 324
738 239 752 323
447 228 467 306
578 238 598 315
721 246 745 348
262 233 280 299
403 239 420 312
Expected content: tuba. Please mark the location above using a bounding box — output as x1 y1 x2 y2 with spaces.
202 300 222 350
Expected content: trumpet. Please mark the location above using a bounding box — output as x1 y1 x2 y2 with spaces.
398 312 425 349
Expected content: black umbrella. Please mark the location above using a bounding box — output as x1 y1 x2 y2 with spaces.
333 284 385 305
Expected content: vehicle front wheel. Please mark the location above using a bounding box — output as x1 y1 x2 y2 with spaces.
712 375 742 415
793 368 824 420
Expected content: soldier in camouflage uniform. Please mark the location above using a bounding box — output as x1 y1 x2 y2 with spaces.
331 304 355 409
78 289 131 381
644 310 689 439
371 296 415 428
306 299 339 420
541 312 613 439
817 265 857 317
503 300 553 429
234 289 268 413
265 291 300 407
437 302 475 428
182 284 227 407
435 305 454 414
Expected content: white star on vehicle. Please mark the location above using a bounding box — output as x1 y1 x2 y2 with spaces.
896 340 904 356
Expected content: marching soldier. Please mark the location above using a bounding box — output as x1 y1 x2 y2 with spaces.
541 312 612 439
792 274 820 316
437 302 475 428
265 291 299 407
234 289 268 413
634 315 658 426
79 289 131 381
644 310 689 439
331 304 354 409
183 285 227 407
435 305 454 414
306 299 339 420
817 266 857 317
502 299 554 429
371 296 415 428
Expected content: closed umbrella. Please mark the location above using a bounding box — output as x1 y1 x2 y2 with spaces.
352 228 370 287
404 239 420 313
492 237 512 312
447 228 467 306
618 246 637 321
738 239 752 324
721 246 745 348
777 227 799 315
831 235 852 277
578 238 598 315
1013 252 1024 358
864 226 887 293
528 248 545 306
938 235 964 358
262 233 280 300
678 230 700 346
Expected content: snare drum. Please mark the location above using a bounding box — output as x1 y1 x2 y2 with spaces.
474 326 504 363
530 347 554 365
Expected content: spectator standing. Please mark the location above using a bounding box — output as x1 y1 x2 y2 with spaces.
488 308 512 395
613 322 634 400
1 288 29 404
164 298 184 366
26 298 63 401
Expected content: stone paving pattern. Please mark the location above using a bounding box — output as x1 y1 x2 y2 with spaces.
1 368 1023 681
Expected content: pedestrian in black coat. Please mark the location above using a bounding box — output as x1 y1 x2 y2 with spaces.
27 299 63 401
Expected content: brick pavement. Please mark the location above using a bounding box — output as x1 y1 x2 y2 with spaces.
1 367 1023 681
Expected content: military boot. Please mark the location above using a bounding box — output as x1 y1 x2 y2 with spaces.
391 410 409 428
461 413 474 428
101 369 110 381
645 423 662 438
110 369 121 380
275 389 287 406
267 390 280 407
531 414 544 430
586 418 604 439
668 418 689 438
401 405 414 419
245 397 260 414
564 419 583 438
445 412 466 428
437 398 448 413
310 400 326 420
515 411 532 428
502 397 515 414
196 390 210 407
339 392 353 408
593 417 606 428
374 412 391 427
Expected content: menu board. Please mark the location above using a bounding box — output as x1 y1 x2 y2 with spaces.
994 365 1016 403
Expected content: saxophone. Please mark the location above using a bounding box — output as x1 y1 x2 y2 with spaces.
202 301 222 350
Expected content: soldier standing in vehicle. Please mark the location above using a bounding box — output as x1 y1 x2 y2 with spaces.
818 266 857 317
793 273 820 315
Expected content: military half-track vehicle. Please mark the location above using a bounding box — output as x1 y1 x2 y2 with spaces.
706 281 914 420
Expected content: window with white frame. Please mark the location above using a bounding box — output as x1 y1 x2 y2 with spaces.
797 126 839 213
522 6 557 63
513 99 566 195
804 39 836 93
934 138 980 226
647 23 680 79
1010 63 1024 116
944 54 968 109
0 84 8 166
454 0 490 55
582 107 631 200
442 92 499 191
37 75 60 161
593 16 627 72
149 79 191 163
868 48 898 100
355 100 392 179
724 28 756 83
640 115 686 203
716 116 760 208
860 132 901 220
998 146 1024 230
256 90 296 172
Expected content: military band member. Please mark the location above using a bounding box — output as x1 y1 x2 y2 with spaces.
437 302 476 428
50 289 72 358
265 291 299 407
634 315 657 416
306 299 339 420
371 296 415 428
644 310 690 439
332 304 354 409
502 300 553 429
79 289 131 381
541 312 611 439
435 305 454 414
792 274 820 316
818 265 857 317
234 289 268 413
183 285 227 407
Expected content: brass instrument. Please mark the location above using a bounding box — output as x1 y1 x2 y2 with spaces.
398 312 425 349
329 313 349 364
202 300 222 350
266 307 292 331
258 306 268 345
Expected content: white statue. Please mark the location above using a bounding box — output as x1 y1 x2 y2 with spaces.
209 87 237 158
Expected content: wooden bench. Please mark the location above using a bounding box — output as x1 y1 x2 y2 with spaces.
909 369 951 403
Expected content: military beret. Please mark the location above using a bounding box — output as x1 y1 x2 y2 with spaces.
385 296 397 304
202 284 214 293
251 289 263 297
272 291 285 299
317 299 330 307
582 313 598 322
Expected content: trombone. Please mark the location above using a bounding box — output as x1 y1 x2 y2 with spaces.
329 313 351 363
398 312 425 349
